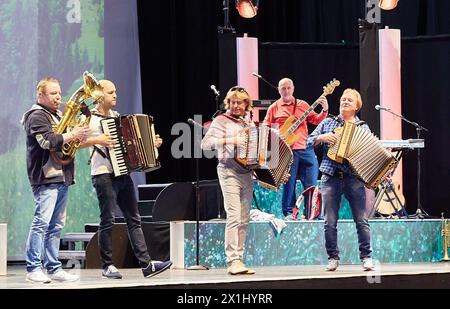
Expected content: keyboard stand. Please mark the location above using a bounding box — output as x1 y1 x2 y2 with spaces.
370 149 409 218
371 180 408 218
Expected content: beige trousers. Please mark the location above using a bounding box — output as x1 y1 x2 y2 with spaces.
217 166 253 265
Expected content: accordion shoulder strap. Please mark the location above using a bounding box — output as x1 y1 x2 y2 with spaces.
88 145 108 165
218 113 249 126
218 113 241 123
355 120 366 127
92 109 120 119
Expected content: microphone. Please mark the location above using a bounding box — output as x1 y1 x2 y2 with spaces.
251 72 278 90
210 85 220 97
375 104 391 112
252 72 262 79
187 118 204 129
187 118 197 126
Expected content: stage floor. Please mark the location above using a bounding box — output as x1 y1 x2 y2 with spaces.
2 262 450 289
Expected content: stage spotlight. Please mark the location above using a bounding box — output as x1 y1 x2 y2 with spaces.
236 0 259 18
378 0 399 10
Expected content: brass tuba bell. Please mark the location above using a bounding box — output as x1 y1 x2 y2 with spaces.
50 71 103 165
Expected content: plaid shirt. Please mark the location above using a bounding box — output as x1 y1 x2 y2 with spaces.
306 116 370 176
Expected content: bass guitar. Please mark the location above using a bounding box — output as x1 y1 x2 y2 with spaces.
279 79 340 146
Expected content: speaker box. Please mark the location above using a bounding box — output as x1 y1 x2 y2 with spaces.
85 222 169 269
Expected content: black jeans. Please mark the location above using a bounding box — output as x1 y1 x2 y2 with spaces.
92 173 150 269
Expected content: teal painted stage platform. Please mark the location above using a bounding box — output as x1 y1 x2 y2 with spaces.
170 219 444 269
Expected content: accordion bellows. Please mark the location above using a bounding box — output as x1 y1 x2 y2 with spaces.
327 121 397 190
235 126 293 191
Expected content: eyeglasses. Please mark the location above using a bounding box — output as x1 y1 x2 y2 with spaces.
230 86 248 94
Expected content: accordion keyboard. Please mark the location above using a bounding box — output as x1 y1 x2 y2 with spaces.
100 114 160 177
101 118 129 176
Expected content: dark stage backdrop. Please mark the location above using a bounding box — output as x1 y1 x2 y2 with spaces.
137 0 450 216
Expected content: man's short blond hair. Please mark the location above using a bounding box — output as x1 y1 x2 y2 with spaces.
342 88 363 111
36 77 59 97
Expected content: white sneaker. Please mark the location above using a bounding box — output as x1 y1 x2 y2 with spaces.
50 270 79 282
26 270 51 283
326 258 339 271
102 265 123 279
362 257 374 271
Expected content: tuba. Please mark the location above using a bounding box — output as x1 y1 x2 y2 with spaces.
50 71 103 165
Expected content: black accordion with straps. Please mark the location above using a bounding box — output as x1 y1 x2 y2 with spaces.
101 114 161 177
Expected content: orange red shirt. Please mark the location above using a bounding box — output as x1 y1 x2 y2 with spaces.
263 98 327 150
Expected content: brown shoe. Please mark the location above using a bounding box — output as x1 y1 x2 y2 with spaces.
227 260 248 275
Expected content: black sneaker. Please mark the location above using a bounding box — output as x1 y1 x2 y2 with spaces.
102 265 122 279
142 260 172 278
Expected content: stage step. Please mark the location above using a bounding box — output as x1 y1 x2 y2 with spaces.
58 250 86 261
59 232 95 268
138 183 171 200
61 232 95 250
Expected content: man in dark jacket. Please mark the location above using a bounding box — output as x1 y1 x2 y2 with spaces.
21 77 89 283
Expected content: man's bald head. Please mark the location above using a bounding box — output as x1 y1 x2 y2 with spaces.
99 79 115 89
278 78 295 103
97 79 117 109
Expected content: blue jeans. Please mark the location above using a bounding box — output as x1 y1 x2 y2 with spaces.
282 148 318 216
25 183 68 273
92 173 150 269
321 173 372 260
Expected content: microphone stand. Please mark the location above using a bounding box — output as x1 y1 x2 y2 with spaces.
210 92 224 220
187 118 209 270
218 0 235 34
378 107 431 219
211 91 223 120
253 73 278 92
410 125 430 219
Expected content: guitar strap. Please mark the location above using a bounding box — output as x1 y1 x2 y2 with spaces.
291 98 297 116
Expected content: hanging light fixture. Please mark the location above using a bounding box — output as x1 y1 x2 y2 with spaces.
378 0 399 10
235 0 259 18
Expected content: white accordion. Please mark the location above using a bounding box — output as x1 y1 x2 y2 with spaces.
235 126 293 191
327 121 398 189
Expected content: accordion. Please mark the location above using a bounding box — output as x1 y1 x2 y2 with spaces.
101 114 161 177
235 126 293 191
327 121 397 190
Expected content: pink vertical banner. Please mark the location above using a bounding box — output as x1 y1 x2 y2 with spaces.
379 28 403 192
236 34 259 100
